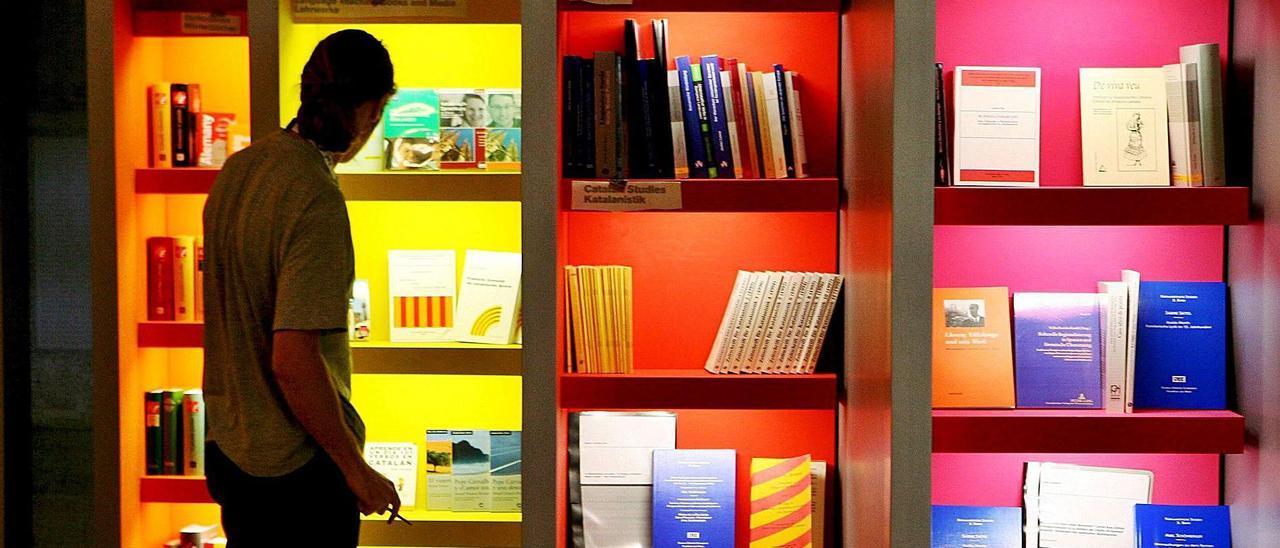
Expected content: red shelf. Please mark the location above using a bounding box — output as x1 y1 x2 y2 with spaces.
935 186 1251 226
137 322 203 348
136 168 220 194
132 11 247 37
558 0 838 11
933 409 1245 454
559 369 837 410
140 476 212 503
562 178 838 212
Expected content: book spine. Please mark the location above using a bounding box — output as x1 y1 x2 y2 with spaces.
183 390 205 475
749 72 773 178
734 63 760 179
1164 64 1194 186
667 70 690 179
173 236 196 322
147 237 176 321
188 84 203 168
649 59 675 179
194 237 205 322
145 390 163 475
1180 44 1225 186
593 52 617 179
773 65 797 178
1099 285 1128 413
700 56 735 178
615 54 629 179
676 56 710 178
785 71 809 179
1183 63 1205 187
706 271 750 373
745 273 784 372
805 275 843 373
726 272 763 373
691 63 718 178
170 84 191 167
935 64 951 186
161 389 184 475
631 59 661 178
721 71 745 179
582 59 596 176
562 56 578 177
1122 270 1141 413
148 84 172 168
761 72 787 178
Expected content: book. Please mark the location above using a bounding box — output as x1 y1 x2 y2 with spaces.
652 449 736 547
451 430 491 512
722 71 745 179
485 92 523 171
1013 292 1103 409
387 250 456 343
577 412 676 548
145 390 163 475
193 237 204 322
811 461 828 548
366 442 419 509
1024 462 1153 548
200 113 237 168
701 55 735 178
754 71 779 179
1122 270 1141 413
690 59 718 178
935 63 952 186
202 538 227 548
172 236 196 322
348 279 371 341
384 89 442 171
425 429 453 511
1180 43 1226 186
705 271 843 374
187 84 203 168
147 237 175 321
595 51 622 179
148 83 172 168
628 58 662 178
952 66 1041 186
439 126 485 170
489 430 522 513
932 287 1015 408
735 61 761 179
1164 63 1205 186
171 84 192 166
161 388 185 475
773 64 797 178
667 69 691 179
931 505 1021 548
1134 504 1231 548
565 265 633 373
563 56 581 177
179 524 217 548
1098 281 1129 413
1080 68 1170 186
1134 281 1228 409
582 59 597 177
761 71 788 179
749 455 812 548
785 71 809 179
454 250 522 345
182 389 205 476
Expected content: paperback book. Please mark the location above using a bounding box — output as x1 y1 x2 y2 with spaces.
489 431 522 513
1134 504 1231 548
1079 68 1170 186
384 89 443 171
652 449 736 547
425 430 453 511
932 505 1021 548
750 455 812 548
1024 462 1153 548
933 287 1015 408
454 250 522 345
387 250 456 343
574 411 677 548
564 265 633 373
1013 292 1103 408
366 442 419 509
704 271 844 374
451 430 492 512
1134 281 1227 409
952 66 1041 186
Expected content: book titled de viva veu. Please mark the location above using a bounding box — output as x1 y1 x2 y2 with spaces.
1014 292 1103 408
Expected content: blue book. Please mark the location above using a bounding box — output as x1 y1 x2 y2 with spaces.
1013 292 1103 408
773 64 796 178
931 505 1021 548
1135 504 1231 548
1134 281 1228 409
700 55 735 178
652 449 735 547
675 56 710 178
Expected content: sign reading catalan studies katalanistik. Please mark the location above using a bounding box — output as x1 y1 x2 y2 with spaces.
292 0 467 22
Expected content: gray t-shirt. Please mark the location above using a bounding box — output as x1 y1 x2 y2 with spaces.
202 128 362 477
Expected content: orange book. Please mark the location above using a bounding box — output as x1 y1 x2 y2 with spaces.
932 287 1015 408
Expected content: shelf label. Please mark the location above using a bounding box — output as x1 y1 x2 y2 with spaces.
571 181 683 212
292 0 468 21
180 13 243 35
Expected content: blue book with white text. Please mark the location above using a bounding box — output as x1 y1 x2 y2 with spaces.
700 55 735 178
653 449 735 547
1134 281 1227 409
675 56 709 178
1014 292 1103 408
932 505 1021 548
1135 504 1231 548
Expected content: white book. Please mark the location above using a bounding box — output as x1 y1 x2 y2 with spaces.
953 66 1041 186
785 71 809 178
804 274 844 374
721 71 744 179
578 412 676 485
365 442 419 509
1163 63 1203 186
759 273 798 373
728 272 767 373
706 271 750 373
1023 462 1153 548
1180 43 1226 186
667 70 690 179
746 272 786 373
765 273 806 373
388 250 457 343
1097 281 1129 414
761 72 788 179
795 274 833 373
454 250 522 345
791 273 825 373
1080 68 1170 186
1121 269 1141 413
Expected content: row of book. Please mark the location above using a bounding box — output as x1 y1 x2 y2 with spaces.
147 82 244 169
564 265 633 374
365 430 522 513
934 462 1230 547
705 271 843 374
570 412 830 548
162 524 224 548
562 18 810 181
933 271 1227 411
144 388 204 476
937 43 1226 187
368 250 522 345
342 88 523 173
146 236 203 322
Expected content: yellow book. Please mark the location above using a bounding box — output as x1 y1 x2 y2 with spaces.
580 267 599 374
148 83 172 168
565 267 580 372
621 267 633 373
750 455 813 548
172 236 196 322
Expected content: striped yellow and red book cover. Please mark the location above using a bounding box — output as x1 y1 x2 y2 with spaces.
750 455 813 548
393 296 454 328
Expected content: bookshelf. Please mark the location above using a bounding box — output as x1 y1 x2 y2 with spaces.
933 410 1245 454
935 186 1252 225
560 178 840 212
560 370 837 410
135 168 525 201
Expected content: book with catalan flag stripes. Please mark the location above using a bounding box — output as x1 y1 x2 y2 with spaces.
388 250 457 343
750 455 813 548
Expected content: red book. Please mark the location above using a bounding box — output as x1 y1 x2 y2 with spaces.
147 237 176 321
723 58 756 178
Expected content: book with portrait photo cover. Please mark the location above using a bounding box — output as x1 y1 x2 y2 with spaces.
932 287 1015 408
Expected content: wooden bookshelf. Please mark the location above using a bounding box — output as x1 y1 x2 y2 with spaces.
134 169 523 202
935 186 1252 226
559 370 837 410
561 178 839 212
932 409 1245 454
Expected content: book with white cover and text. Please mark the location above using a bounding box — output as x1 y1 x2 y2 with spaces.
1080 68 1170 186
365 442 419 509
454 250 522 345
952 66 1041 186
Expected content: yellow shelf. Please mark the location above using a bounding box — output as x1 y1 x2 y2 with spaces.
339 172 521 202
352 342 522 375
361 509 520 522
358 513 520 547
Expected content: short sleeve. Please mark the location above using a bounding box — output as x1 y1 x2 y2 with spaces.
273 188 353 331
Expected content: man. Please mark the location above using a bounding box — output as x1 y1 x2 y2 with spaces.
487 93 520 128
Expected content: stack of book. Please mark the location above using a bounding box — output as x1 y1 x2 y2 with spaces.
564 265 633 374
146 236 203 322
147 83 241 168
562 19 809 180
704 271 843 374
163 524 224 548
144 388 204 476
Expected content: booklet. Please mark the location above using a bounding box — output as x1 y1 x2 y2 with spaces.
1024 462 1153 547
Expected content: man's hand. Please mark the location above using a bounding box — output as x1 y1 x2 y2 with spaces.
344 462 401 517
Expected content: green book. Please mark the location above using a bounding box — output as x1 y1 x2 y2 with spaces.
690 63 718 178
145 390 164 475
161 388 185 475
183 389 205 476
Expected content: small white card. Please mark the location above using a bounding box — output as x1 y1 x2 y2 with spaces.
571 181 683 211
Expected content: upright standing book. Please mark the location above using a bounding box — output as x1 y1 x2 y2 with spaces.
773 64 796 178
933 287 1015 408
148 83 172 168
577 412 677 548
161 388 185 475
1024 462 1153 548
676 56 710 178
145 390 163 475
700 55 735 178
182 389 204 476
388 250 456 343
366 442 419 509
489 430 522 513
425 429 453 510
749 455 812 548
1164 63 1204 186
147 237 175 321
652 449 735 547
451 430 491 512
1180 43 1226 186
932 505 1021 548
1134 281 1227 409
1079 68 1170 186
1013 292 1103 409
1098 281 1130 413
952 66 1041 186
172 236 196 322
170 84 192 166
1134 504 1231 548
454 250 522 345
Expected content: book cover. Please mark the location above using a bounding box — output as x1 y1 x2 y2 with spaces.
676 56 710 178
485 90 522 171
652 449 735 547
1122 270 1142 413
691 60 718 178
170 83 192 166
785 71 809 179
629 56 661 179
563 56 581 177
1024 462 1153 548
735 62 761 179
439 126 484 170
193 237 204 322
749 455 812 548
1013 292 1103 408
384 89 442 171
1180 44 1225 186
147 237 175 321
667 69 690 179
349 278 371 341
594 51 620 179
1164 63 1203 186
952 66 1041 186
933 287 1015 408
1134 281 1228 409
187 84 203 168
388 250 456 343
1134 504 1231 548
802 274 844 374
366 442 419 509
148 83 172 168
451 430 491 512
773 64 797 178
173 236 196 322
811 460 828 548
182 389 204 476
454 250 522 345
761 72 788 179
700 55 735 178
575 412 676 548
145 390 163 475
721 71 745 179
931 505 1021 548
752 72 777 179
1080 68 1170 186
161 388 185 475
935 64 952 186
425 429 453 511
204 113 236 168
1098 281 1129 413
725 59 754 178
489 431 522 513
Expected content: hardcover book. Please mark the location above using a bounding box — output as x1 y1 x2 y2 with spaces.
366 442 419 509
489 431 522 512
652 449 735 548
1013 292 1103 408
170 84 192 166
454 250 522 345
1134 281 1228 409
173 236 196 322
387 250 456 343
595 51 622 179
451 430 491 512
933 287 1015 408
773 64 796 178
145 390 163 475
932 505 1021 548
1134 504 1231 548
182 389 205 476
193 237 204 322
749 455 812 548
384 89 442 171
952 66 1041 186
1180 43 1226 186
425 430 453 511
1080 68 1170 186
148 83 172 168
161 388 185 475
1164 63 1204 186
147 237 175 321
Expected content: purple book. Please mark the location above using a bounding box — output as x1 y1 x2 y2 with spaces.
1014 292 1103 408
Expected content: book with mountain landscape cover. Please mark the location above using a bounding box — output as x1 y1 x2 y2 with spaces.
425 430 453 510
451 430 492 512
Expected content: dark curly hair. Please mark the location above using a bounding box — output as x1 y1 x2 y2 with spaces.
296 29 396 152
